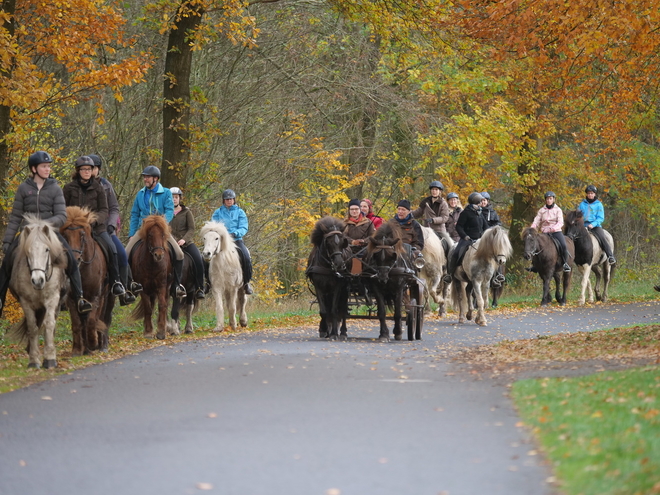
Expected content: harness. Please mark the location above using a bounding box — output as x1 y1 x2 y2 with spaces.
26 250 53 284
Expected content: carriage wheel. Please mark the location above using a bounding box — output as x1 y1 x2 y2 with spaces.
415 305 424 340
407 298 417 341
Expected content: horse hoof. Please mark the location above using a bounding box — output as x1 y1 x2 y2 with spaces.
339 335 347 342
477 321 487 327
213 327 225 333
144 333 155 339
329 335 338 341
239 320 248 327
458 317 465 324
42 359 57 369
184 329 194 334
156 334 166 340
378 335 389 342
394 333 402 341
27 362 40 369
319 332 328 339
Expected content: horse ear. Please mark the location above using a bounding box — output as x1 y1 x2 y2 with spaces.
23 226 31 237
42 225 50 236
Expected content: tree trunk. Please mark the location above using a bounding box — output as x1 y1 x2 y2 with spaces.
0 0 16 193
160 1 205 189
508 138 537 274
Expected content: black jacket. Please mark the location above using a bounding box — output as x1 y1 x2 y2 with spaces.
456 205 488 240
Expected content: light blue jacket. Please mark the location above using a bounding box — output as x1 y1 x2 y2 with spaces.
578 198 605 228
129 183 174 236
211 204 248 239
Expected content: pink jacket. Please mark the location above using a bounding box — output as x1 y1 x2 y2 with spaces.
531 205 564 233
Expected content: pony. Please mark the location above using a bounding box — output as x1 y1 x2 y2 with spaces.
169 252 199 334
450 226 513 326
564 210 614 304
130 215 174 339
419 226 451 317
6 215 69 368
200 221 247 331
522 227 575 306
364 221 415 341
61 206 112 354
306 216 351 340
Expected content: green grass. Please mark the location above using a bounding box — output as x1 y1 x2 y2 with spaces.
512 367 660 495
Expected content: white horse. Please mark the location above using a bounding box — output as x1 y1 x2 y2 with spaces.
450 226 512 326
6 216 69 368
200 221 247 331
420 226 452 317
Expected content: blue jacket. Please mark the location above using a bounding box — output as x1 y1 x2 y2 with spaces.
211 204 248 239
129 183 174 236
578 198 605 228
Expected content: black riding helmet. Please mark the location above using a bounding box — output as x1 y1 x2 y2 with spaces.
468 192 483 205
545 191 556 198
429 180 444 190
74 156 94 168
27 151 52 171
446 192 459 200
88 154 102 168
141 165 161 178
222 189 236 200
585 185 597 194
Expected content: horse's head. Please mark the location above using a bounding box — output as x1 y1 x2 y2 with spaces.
322 229 349 272
522 228 540 261
564 210 584 240
366 231 403 283
140 215 169 262
21 224 60 290
62 206 97 265
201 222 233 263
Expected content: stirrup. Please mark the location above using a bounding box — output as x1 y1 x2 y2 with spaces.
195 288 206 300
129 281 143 294
563 263 571 273
244 283 254 295
442 274 452 284
608 256 616 265
525 266 536 273
112 281 126 296
494 273 506 284
77 298 92 314
120 291 136 305
175 284 187 298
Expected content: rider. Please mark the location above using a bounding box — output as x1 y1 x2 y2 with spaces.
412 180 452 245
88 154 141 305
211 189 253 295
391 199 425 266
578 185 616 265
0 151 92 315
480 191 501 229
125 166 187 298
360 199 383 229
169 187 206 300
344 198 375 253
443 192 488 283
446 192 463 242
62 156 127 297
530 192 571 273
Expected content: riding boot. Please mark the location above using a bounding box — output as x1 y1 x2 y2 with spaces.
0 266 9 315
117 265 136 305
443 253 456 284
173 257 186 298
62 245 92 314
108 253 125 296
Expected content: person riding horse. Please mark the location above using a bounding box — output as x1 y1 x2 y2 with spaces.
88 154 142 305
445 192 463 242
63 156 127 299
443 192 488 284
125 166 187 298
211 189 254 295
344 198 375 254
412 180 452 248
528 191 572 273
480 191 501 229
0 151 92 315
169 187 206 300
390 199 425 267
578 185 616 265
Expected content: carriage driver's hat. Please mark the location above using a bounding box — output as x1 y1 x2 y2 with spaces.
397 199 411 210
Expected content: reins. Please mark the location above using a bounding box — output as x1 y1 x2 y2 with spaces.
65 224 98 265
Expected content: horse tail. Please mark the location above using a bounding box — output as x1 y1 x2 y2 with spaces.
450 279 461 309
131 296 147 322
6 318 29 344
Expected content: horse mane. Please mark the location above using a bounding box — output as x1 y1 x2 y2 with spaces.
310 216 346 247
199 221 242 285
18 214 65 261
139 214 171 237
521 226 538 239
367 221 405 255
420 226 444 266
565 209 584 226
62 206 98 231
475 226 513 261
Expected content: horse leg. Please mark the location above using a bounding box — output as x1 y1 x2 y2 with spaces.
212 286 225 332
593 265 603 301
169 292 181 335
142 294 154 338
374 290 389 342
392 284 404 339
69 307 85 357
601 263 611 302
438 277 450 318
473 280 487 326
84 314 98 354
552 272 563 305
238 289 248 327
24 309 42 369
465 281 474 320
40 302 59 369
336 286 348 341
156 289 168 340
541 275 552 306
184 302 195 334
226 288 238 331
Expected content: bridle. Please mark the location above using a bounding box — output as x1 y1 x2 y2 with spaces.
65 224 98 265
26 248 53 284
147 228 167 259
524 232 543 258
319 229 346 272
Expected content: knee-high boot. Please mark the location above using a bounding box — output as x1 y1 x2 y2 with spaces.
172 256 186 298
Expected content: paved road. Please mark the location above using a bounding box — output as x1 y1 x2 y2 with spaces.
1 301 658 495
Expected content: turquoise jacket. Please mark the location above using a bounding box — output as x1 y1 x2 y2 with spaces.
129 183 174 236
211 204 248 239
578 198 605 228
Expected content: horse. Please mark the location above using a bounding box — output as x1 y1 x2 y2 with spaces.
61 206 112 355
200 221 247 331
419 226 451 317
364 222 415 341
564 210 614 304
6 215 69 368
306 216 351 340
450 226 513 326
169 252 199 334
522 227 575 306
130 215 175 339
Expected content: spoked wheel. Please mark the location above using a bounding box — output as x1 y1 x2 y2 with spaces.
407 298 417 341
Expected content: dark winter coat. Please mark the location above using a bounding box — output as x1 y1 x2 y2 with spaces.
456 205 488 240
412 196 450 234
63 178 109 235
170 205 196 247
481 204 501 228
344 215 375 249
446 206 463 242
391 214 425 251
97 177 120 232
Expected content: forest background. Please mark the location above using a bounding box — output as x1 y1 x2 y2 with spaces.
2 0 660 301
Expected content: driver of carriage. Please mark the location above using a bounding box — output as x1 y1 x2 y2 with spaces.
0 151 92 315
211 189 254 295
443 192 488 284
63 156 128 298
125 166 187 299
169 187 206 300
480 191 501 229
529 191 571 273
391 199 425 265
412 180 452 246
578 185 616 265
344 198 375 254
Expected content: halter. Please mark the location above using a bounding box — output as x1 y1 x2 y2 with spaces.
319 229 346 271
525 232 543 257
65 224 98 265
26 249 53 285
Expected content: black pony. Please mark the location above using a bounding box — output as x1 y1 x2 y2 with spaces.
363 222 414 342
306 217 351 340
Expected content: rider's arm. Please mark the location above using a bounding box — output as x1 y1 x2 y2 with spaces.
93 183 109 229
3 185 26 246
234 209 248 238
128 193 141 237
49 184 67 229
182 209 195 245
163 190 174 223
104 181 120 232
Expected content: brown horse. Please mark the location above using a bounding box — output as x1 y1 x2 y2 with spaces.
61 206 112 354
130 215 173 339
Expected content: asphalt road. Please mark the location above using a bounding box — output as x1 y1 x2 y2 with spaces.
1 301 658 495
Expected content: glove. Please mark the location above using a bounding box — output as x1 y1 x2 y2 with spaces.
230 233 236 239
464 236 472 242
425 218 433 226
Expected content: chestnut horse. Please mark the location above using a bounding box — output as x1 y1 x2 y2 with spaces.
130 215 173 339
61 206 113 354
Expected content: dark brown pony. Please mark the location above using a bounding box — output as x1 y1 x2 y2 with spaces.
522 227 575 306
170 252 198 334
130 215 173 339
61 206 112 355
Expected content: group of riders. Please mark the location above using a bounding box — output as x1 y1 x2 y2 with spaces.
0 151 253 317
341 181 616 285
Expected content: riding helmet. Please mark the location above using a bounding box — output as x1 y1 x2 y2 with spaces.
141 165 161 178
468 192 484 205
446 192 459 200
88 154 102 168
429 180 444 191
480 191 490 200
74 156 94 168
222 189 236 200
170 186 183 196
27 151 53 169
545 191 556 198
585 185 597 194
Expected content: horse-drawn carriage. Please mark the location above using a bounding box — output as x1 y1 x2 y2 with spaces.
307 217 425 342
